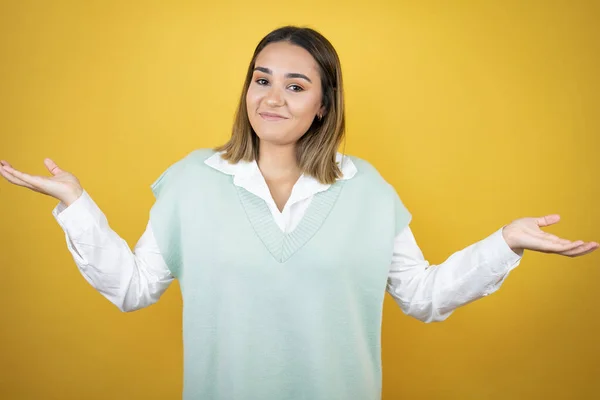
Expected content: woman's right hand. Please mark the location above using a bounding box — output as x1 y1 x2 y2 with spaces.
0 158 84 206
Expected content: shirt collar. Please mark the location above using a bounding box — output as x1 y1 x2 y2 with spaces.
204 151 357 210
205 151 356 181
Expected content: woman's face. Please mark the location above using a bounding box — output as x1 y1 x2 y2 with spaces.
246 41 324 146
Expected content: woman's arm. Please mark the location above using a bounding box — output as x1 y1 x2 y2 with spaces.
53 190 174 312
386 225 521 323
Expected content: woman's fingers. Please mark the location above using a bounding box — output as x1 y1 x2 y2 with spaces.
532 230 597 257
1 165 46 191
543 239 585 253
533 230 575 246
559 242 599 257
1 164 37 190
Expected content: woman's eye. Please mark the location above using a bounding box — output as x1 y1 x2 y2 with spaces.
254 79 302 92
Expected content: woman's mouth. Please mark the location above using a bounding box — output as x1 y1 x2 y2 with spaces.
259 112 288 121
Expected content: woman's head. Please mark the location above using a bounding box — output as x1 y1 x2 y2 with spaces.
216 26 345 184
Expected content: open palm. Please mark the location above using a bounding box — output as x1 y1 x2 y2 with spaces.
502 214 599 257
0 158 83 205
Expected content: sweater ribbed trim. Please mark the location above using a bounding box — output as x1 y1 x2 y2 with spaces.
235 181 345 263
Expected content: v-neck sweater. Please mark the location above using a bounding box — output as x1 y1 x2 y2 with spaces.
149 148 411 400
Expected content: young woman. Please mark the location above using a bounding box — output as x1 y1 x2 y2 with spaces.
1 26 597 400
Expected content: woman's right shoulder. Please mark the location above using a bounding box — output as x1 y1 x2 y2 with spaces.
188 148 218 162
165 148 218 171
151 148 217 198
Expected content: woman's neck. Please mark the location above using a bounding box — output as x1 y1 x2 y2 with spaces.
257 142 301 184
257 141 302 212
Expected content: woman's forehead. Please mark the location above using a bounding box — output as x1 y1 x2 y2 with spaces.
255 42 319 76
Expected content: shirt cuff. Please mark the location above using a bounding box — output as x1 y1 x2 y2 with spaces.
478 226 524 275
52 190 102 240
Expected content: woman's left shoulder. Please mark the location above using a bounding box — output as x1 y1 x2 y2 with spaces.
344 154 391 187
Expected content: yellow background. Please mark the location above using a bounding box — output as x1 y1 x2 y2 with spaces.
1 1 598 399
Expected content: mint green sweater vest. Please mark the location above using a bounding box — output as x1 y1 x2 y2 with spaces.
149 149 411 400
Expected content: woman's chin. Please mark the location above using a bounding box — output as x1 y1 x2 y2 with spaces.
255 131 296 146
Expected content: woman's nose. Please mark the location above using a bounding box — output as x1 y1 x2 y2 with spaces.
265 86 284 107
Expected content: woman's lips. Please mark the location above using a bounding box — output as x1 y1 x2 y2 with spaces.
259 112 288 121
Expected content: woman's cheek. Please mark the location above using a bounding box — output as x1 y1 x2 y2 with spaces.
246 86 262 105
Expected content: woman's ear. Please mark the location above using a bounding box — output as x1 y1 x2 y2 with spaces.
318 105 326 119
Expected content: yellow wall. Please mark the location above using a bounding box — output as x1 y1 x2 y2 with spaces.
1 1 598 399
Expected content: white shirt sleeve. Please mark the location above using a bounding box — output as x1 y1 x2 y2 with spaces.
52 190 174 312
386 225 522 323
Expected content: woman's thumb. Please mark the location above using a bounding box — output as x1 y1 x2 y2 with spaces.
44 158 63 176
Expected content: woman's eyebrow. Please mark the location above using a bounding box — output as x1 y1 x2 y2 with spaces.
254 66 312 83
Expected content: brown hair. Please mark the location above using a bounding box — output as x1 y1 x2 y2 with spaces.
215 26 346 184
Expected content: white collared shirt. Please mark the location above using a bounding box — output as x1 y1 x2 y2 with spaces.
52 151 522 323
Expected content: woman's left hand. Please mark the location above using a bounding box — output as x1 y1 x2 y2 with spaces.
502 214 599 257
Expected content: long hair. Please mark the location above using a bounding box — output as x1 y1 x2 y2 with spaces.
215 26 346 184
